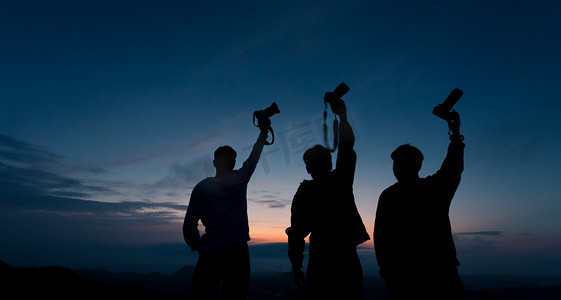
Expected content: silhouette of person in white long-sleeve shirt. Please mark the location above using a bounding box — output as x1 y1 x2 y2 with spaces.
183 120 270 300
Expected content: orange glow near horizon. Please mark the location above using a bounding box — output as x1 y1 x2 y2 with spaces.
249 227 291 244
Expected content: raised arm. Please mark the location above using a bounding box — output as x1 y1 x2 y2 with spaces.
432 110 465 201
326 94 357 185
437 110 464 175
237 128 269 181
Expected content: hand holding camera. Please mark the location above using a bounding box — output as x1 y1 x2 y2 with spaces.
258 118 271 133
325 82 349 117
433 88 463 139
324 92 347 118
447 110 461 136
433 88 462 121
253 102 280 144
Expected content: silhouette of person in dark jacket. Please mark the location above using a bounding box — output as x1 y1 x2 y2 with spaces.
374 110 466 299
183 119 270 300
286 94 370 299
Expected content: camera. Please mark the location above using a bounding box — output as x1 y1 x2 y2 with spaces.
254 102 280 129
325 82 350 105
432 88 463 121
332 82 350 99
253 102 280 145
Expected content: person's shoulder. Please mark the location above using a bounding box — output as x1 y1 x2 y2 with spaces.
383 182 399 192
298 179 313 189
199 177 214 184
422 173 442 185
223 168 250 182
295 179 319 196
193 177 213 190
379 182 400 198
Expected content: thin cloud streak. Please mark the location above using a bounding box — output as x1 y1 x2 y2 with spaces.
249 191 291 209
100 133 223 169
456 231 505 236
0 134 63 165
1 134 220 206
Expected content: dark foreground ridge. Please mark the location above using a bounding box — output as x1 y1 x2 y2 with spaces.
1 260 561 299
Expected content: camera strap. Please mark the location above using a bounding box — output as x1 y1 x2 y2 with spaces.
266 126 275 145
323 102 339 152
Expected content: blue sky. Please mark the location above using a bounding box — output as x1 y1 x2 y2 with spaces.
1 0 561 275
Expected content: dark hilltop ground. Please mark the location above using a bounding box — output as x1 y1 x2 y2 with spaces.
2 260 561 299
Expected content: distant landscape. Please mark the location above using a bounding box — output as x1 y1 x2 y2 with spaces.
2 260 561 299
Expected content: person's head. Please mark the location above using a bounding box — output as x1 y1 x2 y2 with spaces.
391 144 423 183
213 146 236 177
303 145 332 179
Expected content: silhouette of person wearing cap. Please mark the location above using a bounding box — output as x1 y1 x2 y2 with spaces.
374 110 466 299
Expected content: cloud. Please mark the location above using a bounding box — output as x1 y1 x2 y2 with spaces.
155 157 214 189
0 161 114 201
0 133 197 261
454 231 504 254
13 195 185 221
0 134 62 166
251 199 290 208
0 164 185 221
101 133 222 169
0 195 189 270
455 236 494 254
0 134 187 218
0 133 222 202
249 191 291 209
456 231 505 236
0 134 107 175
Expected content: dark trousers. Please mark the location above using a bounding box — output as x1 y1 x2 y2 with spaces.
306 246 363 300
383 267 467 300
192 242 250 300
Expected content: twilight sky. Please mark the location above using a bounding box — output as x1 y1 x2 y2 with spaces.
1 0 561 275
